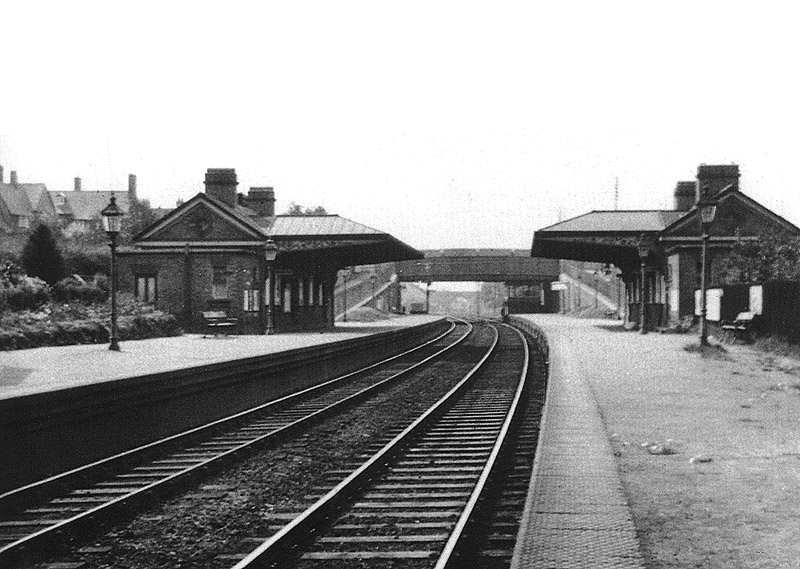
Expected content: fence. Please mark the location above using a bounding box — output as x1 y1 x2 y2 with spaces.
701 281 800 342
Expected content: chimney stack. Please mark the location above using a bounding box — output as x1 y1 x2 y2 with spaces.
696 164 739 201
128 174 137 201
246 187 276 217
74 177 82 191
204 168 238 208
10 171 18 185
673 181 696 211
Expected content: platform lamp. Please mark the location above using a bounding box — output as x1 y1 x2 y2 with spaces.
101 196 125 351
637 235 652 335
698 186 718 346
264 239 278 335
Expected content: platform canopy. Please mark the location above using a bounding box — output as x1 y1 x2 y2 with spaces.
130 192 422 269
396 248 560 283
530 211 684 273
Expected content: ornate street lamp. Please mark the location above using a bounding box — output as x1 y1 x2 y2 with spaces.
101 196 124 351
637 235 652 334
698 186 718 346
264 239 278 335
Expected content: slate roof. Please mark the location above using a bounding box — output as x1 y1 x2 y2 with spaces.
537 210 685 233
134 192 422 263
56 191 130 220
0 184 33 216
203 194 385 237
21 184 51 213
269 215 383 237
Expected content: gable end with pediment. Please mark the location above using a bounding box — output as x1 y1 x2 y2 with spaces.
138 198 264 243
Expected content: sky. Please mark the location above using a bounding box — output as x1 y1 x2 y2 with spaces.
2 2 799 252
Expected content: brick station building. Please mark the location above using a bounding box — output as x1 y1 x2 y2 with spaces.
119 168 421 333
531 164 800 330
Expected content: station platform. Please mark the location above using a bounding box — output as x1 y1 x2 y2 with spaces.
0 315 442 401
511 315 646 569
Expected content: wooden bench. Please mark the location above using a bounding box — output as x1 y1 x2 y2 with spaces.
720 311 757 344
202 311 238 336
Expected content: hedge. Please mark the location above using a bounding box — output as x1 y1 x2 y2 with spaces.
0 313 182 351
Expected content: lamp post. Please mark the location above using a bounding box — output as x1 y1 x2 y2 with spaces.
698 187 718 346
101 196 124 351
370 274 377 309
343 269 348 322
637 235 652 334
264 239 278 335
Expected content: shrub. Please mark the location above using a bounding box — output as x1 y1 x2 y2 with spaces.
21 224 66 285
0 259 26 287
62 247 110 277
52 276 108 304
119 313 182 340
0 277 51 311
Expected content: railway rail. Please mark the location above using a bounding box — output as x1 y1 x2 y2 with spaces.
228 322 536 569
0 320 472 568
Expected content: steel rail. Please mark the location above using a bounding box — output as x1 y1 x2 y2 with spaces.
231 322 502 569
0 320 471 568
434 322 530 568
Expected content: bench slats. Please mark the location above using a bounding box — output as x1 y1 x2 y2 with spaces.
202 311 238 334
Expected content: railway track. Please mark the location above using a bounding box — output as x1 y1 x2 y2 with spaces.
227 322 536 569
0 320 472 568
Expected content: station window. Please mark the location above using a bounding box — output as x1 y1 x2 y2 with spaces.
212 266 229 300
273 274 282 305
308 276 315 306
283 280 292 312
243 289 260 312
318 280 324 305
299 276 306 306
135 275 157 303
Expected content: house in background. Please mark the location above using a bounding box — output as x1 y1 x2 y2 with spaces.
0 166 57 233
119 168 422 333
52 175 137 236
531 164 800 330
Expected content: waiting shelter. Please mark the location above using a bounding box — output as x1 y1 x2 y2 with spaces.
119 168 422 333
531 164 800 330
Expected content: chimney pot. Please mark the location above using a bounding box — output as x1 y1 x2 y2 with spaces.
10 171 18 185
204 168 238 208
246 187 276 217
128 174 137 201
673 181 696 211
0 165 4 183
696 164 739 202
74 177 82 191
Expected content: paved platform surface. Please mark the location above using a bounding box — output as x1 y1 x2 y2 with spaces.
512 315 646 569
0 315 442 401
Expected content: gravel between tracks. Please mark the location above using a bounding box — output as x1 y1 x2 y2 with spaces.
36 326 495 569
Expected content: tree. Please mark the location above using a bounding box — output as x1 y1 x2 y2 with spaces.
121 198 161 244
716 231 800 284
21 224 66 285
285 202 328 215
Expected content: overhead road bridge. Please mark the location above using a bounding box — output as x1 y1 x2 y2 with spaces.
395 249 561 313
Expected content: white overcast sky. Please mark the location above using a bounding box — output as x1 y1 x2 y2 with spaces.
2 2 799 251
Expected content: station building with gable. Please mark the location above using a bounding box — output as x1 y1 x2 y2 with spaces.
119 168 422 334
531 164 800 330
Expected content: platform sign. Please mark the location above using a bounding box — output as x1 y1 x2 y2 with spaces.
749 285 763 315
551 281 567 291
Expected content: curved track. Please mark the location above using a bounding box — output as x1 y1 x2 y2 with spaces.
229 322 531 569
0 320 471 568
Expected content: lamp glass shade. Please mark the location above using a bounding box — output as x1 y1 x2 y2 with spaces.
100 197 124 235
699 203 717 225
264 239 278 262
